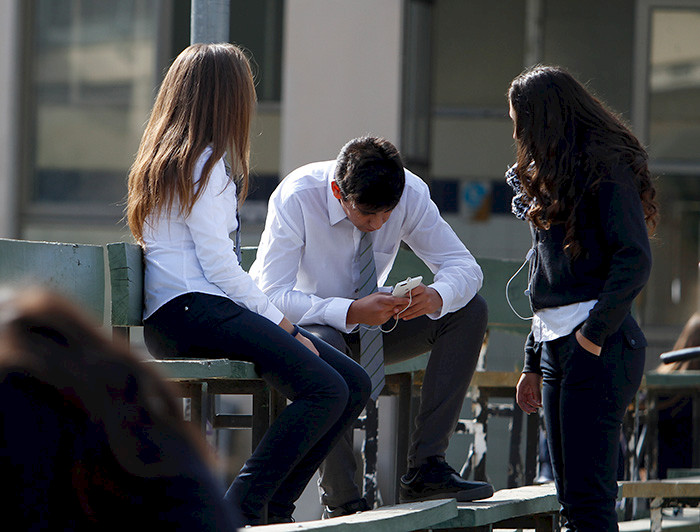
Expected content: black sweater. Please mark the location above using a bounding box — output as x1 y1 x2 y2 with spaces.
522 163 652 373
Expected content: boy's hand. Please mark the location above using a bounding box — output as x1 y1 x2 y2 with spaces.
396 284 443 320
347 292 409 326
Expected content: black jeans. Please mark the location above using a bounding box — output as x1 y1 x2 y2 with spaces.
541 314 646 532
144 292 371 524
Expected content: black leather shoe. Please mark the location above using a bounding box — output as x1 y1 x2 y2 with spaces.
267 514 295 524
399 456 494 502
322 497 371 519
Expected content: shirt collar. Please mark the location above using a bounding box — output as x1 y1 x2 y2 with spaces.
326 163 347 226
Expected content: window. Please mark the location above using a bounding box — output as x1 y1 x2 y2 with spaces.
21 0 285 228
634 2 700 328
23 0 161 221
648 8 700 162
229 0 283 103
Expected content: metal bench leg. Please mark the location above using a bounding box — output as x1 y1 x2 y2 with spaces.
646 391 659 479
252 383 271 450
473 392 489 482
196 382 209 437
650 497 663 532
508 400 524 487
362 398 379 507
525 411 540 484
534 512 558 532
180 382 209 437
394 373 412 502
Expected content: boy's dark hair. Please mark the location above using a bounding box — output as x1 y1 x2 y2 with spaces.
334 136 405 211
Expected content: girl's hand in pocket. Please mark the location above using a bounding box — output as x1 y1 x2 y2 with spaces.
575 329 601 356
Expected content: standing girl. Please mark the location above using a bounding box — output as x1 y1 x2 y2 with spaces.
127 43 370 525
507 66 658 531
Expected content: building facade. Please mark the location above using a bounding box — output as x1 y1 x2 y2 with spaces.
3 0 700 355
1 0 699 512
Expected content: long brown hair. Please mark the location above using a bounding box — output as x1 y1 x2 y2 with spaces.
0 287 214 472
127 43 256 244
508 65 659 258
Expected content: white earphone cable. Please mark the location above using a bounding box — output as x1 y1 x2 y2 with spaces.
363 290 414 334
506 248 534 321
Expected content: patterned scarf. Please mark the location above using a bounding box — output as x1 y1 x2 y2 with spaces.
505 164 533 221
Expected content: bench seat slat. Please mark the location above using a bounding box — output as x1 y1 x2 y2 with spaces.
644 371 700 389
144 358 260 380
252 499 458 531
431 484 559 529
620 478 700 498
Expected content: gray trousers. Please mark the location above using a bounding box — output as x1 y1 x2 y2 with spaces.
305 294 488 507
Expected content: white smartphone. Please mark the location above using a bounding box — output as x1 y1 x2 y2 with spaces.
391 276 423 297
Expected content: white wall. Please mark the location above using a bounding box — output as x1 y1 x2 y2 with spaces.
0 0 20 237
280 2 406 519
280 0 404 177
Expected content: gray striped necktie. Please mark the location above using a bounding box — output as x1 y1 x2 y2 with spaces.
235 211 242 265
225 158 243 266
356 231 385 400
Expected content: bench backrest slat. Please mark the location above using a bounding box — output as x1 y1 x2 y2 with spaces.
0 238 105 323
107 242 144 327
106 242 529 335
106 242 529 336
386 248 529 336
106 243 260 327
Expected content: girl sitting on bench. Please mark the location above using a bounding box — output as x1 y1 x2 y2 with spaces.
126 43 370 525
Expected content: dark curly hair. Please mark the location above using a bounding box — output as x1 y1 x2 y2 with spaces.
508 65 659 258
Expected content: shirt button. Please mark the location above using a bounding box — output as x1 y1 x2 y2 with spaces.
630 339 636 346
184 306 189 311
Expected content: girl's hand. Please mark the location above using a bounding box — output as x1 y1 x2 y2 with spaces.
279 317 319 356
516 372 543 414
575 329 602 356
296 332 319 356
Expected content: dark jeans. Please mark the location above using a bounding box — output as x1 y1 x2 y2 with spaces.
144 292 371 524
540 314 646 532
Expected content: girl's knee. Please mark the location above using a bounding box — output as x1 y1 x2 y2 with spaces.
318 373 350 412
356 370 372 403
327 366 370 415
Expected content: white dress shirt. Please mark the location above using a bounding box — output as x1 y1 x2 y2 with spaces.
142 147 284 325
250 160 483 332
531 300 597 342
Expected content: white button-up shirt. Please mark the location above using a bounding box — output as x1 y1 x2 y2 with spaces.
250 160 483 332
142 147 284 325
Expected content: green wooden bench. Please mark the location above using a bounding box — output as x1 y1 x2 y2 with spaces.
251 498 458 531
107 242 285 445
619 512 700 532
425 480 700 532
427 483 560 531
106 241 534 505
0 238 105 323
642 371 700 480
619 477 700 532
